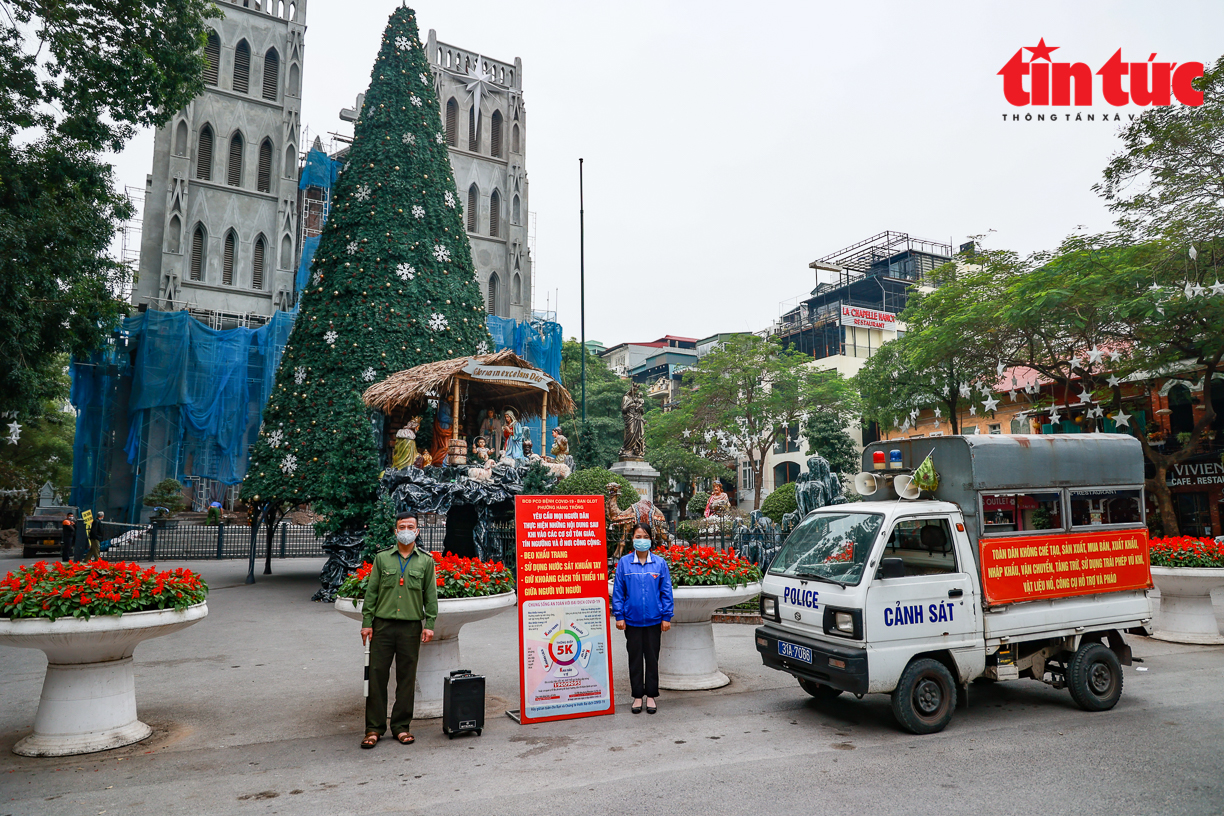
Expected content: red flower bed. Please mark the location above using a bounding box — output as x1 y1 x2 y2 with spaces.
337 552 514 599
0 561 208 621
655 545 762 588
1149 536 1224 569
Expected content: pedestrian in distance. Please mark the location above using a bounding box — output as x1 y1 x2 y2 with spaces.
88 511 105 561
60 512 76 563
611 523 674 715
360 511 437 749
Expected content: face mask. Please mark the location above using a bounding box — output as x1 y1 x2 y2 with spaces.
632 538 651 552
396 529 417 546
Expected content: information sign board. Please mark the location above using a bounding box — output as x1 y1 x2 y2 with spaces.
515 495 615 724
979 528 1152 605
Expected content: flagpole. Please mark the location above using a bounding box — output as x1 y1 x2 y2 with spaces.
579 158 586 424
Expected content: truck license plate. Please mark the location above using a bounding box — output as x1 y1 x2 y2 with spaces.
778 640 812 664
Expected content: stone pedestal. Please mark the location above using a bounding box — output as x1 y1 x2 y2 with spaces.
610 459 661 504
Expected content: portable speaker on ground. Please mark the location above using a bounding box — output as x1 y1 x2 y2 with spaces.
442 668 484 738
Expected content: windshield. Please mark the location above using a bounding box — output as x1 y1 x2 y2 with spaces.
769 512 884 586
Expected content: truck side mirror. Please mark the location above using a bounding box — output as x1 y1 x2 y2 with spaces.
879 557 905 579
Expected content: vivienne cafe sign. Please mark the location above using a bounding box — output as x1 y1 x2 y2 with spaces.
1167 461 1224 487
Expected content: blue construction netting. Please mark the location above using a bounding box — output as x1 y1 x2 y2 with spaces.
298 146 339 192
70 311 562 519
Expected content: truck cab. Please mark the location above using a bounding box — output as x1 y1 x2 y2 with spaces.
756 435 1154 734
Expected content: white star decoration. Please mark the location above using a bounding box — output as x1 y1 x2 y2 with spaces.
324 330 338 345
395 35 412 51
682 429 691 438
1211 280 1224 296
346 241 359 256
1087 346 1103 365
396 263 415 281
412 204 425 220
1008 390 1017 402
402 132 416 145
362 367 376 382
958 384 971 398
354 185 371 202
1049 407 1062 424
1077 388 1094 405
933 407 941 418
409 95 423 108
996 362 1006 377
969 405 977 416
1107 375 1121 388
268 429 284 448
280 453 298 474
983 396 999 412
1109 350 1123 362
294 366 306 384
428 313 449 331
5 421 20 445
462 54 501 134
433 244 451 263
1114 409 1131 428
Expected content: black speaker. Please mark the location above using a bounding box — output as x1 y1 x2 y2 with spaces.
442 669 484 738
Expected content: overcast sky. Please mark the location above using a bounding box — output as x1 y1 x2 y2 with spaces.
110 0 1224 347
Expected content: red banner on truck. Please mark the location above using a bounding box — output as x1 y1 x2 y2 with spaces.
979 528 1152 605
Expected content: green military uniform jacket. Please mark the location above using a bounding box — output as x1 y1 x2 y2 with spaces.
362 546 439 629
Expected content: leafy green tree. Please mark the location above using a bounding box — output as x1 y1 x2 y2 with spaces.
644 406 730 519
143 479 187 516
0 362 74 528
802 412 859 477
0 0 220 417
669 334 857 509
241 7 492 532
558 339 627 470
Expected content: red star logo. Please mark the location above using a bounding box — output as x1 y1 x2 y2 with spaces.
1025 38 1058 61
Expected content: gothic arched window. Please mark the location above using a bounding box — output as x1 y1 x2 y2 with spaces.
489 189 500 237
222 230 237 285
467 184 479 232
204 32 220 86
252 235 266 290
196 125 214 180
227 132 244 187
257 138 273 192
233 40 251 94
190 224 207 281
262 48 279 100
445 98 458 146
487 272 499 316
490 111 502 157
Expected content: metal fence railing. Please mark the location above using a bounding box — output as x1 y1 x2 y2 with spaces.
92 519 521 566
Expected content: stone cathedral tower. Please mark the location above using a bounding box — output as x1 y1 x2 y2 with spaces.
133 0 307 324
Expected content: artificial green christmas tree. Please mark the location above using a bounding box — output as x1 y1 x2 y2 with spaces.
241 6 491 540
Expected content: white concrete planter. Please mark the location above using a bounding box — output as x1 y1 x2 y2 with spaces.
610 579 761 690
335 592 516 719
1150 567 1224 645
0 603 208 756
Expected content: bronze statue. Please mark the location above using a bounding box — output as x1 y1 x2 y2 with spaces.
619 382 645 461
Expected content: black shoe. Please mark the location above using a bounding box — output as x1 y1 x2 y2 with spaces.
646 704 657 714
631 701 643 714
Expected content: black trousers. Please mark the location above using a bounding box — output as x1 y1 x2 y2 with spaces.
624 624 662 699
365 618 422 736
61 532 74 562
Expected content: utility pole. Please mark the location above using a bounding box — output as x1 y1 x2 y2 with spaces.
579 158 586 423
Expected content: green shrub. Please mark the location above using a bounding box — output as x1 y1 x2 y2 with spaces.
687 491 710 517
760 482 797 524
675 520 700 543
553 467 639 510
143 478 187 515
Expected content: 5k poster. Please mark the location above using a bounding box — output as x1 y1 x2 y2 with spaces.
514 495 615 724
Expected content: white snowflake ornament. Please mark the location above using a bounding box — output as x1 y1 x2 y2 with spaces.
346 241 359 256
354 184 372 202
396 263 415 281
280 454 298 474
268 429 284 448
362 367 376 382
395 35 412 51
294 366 306 384
402 132 416 145
428 313 449 331
444 190 456 208
324 330 338 345
409 95 423 108
412 204 425 220
476 340 489 354
433 244 451 263
435 133 445 144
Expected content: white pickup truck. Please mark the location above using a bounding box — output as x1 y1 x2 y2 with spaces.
755 434 1155 734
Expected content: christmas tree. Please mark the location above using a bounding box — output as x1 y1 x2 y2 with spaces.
241 6 491 533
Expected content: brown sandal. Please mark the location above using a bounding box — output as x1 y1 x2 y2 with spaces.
396 732 415 745
361 733 380 749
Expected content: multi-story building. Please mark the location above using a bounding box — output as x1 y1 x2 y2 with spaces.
427 31 532 321
738 231 954 510
133 0 307 323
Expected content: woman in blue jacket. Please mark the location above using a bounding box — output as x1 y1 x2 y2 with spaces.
611 524 674 714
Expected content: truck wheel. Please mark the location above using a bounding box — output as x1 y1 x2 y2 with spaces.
798 678 842 700
1067 642 1122 712
891 658 956 735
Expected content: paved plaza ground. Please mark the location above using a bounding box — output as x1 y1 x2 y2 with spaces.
1 555 1222 816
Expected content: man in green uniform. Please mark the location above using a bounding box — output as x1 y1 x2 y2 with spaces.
360 511 437 748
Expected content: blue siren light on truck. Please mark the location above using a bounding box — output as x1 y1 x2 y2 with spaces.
888 449 903 470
